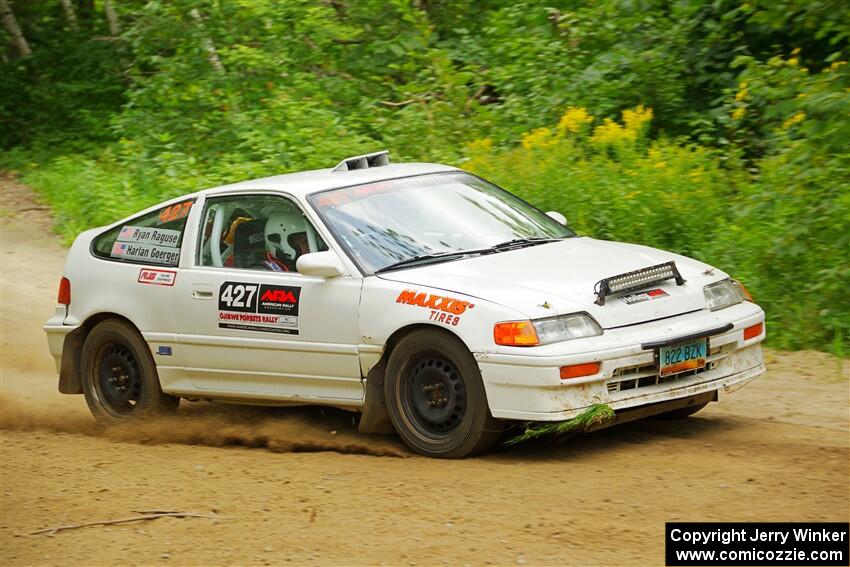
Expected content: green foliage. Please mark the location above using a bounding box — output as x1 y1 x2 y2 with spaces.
505 404 615 446
466 91 850 351
714 54 850 349
1 0 848 352
0 1 126 150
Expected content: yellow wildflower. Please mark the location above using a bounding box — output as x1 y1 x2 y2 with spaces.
557 107 593 133
648 147 666 169
788 57 799 67
466 137 493 152
464 138 494 172
829 61 847 72
588 106 653 146
622 105 653 133
521 127 558 150
732 107 746 120
591 119 633 145
782 111 806 129
791 47 801 56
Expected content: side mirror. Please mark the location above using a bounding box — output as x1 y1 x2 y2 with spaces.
296 251 345 278
546 211 568 226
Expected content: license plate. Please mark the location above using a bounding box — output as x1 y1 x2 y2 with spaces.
658 338 707 376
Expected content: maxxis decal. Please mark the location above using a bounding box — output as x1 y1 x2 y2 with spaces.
395 289 474 327
218 281 300 335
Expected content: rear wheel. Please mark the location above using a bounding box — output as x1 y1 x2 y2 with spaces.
384 329 500 458
81 319 178 423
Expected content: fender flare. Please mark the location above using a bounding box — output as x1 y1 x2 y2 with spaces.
58 313 145 394
358 323 470 434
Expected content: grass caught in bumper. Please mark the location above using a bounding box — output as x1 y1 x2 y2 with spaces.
505 403 615 446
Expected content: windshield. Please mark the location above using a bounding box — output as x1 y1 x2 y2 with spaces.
308 172 574 274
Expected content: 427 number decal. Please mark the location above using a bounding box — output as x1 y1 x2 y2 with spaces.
217 281 301 335
218 282 258 313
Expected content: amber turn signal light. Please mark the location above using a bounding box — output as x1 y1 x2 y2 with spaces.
743 322 763 340
736 280 754 302
493 321 540 346
559 361 601 379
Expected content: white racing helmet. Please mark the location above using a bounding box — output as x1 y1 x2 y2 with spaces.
264 213 307 261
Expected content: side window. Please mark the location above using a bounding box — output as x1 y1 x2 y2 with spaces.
92 200 194 267
197 194 327 272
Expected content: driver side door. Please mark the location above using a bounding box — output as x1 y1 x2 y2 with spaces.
174 192 363 406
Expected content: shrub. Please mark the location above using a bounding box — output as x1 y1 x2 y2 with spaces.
465 104 849 353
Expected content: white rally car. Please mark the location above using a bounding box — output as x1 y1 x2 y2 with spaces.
44 151 766 458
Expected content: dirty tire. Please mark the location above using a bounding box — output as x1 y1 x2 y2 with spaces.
654 401 710 420
81 319 179 423
384 329 500 458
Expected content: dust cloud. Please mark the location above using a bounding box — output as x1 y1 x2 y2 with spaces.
0 394 409 457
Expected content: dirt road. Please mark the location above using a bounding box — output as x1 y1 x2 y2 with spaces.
1 173 848 566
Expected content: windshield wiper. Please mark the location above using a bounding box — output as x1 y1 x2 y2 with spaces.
488 236 565 251
374 249 487 274
374 238 565 274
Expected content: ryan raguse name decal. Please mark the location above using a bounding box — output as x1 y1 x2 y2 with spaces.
118 225 181 246
218 281 300 335
111 225 182 264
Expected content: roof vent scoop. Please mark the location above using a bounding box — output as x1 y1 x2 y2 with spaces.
333 150 390 172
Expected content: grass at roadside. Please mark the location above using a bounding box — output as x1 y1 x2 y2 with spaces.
2 103 847 355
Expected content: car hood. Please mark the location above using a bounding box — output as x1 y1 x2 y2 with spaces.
376 237 724 328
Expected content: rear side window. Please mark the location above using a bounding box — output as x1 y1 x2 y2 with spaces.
92 200 194 266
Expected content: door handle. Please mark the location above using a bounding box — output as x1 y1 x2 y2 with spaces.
191 285 214 300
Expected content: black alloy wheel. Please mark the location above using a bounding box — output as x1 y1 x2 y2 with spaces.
96 343 143 415
403 354 466 437
81 319 179 423
385 329 501 458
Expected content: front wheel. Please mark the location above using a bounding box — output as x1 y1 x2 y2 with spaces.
384 329 500 458
81 319 179 423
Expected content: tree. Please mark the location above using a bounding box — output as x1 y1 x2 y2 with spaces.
104 0 120 36
0 0 31 57
59 0 79 31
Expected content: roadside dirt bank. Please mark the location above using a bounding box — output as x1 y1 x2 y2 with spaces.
1 172 847 566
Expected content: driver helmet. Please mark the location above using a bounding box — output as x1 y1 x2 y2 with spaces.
264 213 308 261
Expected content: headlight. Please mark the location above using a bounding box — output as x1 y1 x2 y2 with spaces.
494 313 603 346
534 313 603 344
704 279 745 311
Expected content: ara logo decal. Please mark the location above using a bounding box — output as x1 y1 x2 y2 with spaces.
258 284 300 316
396 289 474 327
618 288 669 305
261 289 298 303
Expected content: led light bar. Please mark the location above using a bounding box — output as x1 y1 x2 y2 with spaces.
594 261 685 305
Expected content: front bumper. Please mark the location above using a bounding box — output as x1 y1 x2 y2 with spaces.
476 303 766 421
